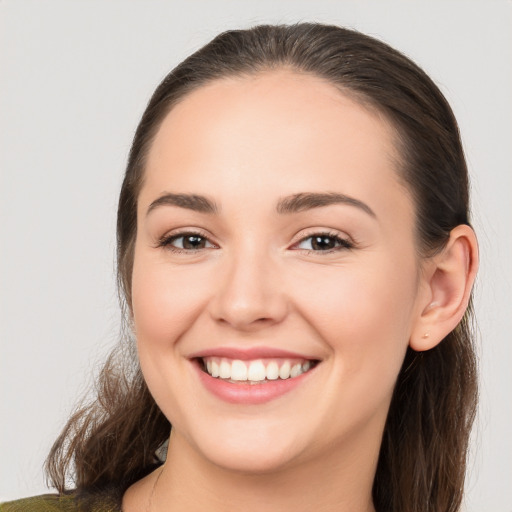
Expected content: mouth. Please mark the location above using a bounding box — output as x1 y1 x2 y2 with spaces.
196 356 320 385
189 347 322 404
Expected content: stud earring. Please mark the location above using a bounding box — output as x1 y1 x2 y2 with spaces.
422 332 430 339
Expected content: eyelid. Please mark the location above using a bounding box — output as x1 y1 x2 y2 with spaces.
155 227 355 253
290 228 356 254
156 228 218 251
290 228 354 247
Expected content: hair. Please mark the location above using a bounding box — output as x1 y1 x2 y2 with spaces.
45 23 477 512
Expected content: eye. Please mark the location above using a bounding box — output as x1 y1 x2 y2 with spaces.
294 232 353 252
158 231 216 252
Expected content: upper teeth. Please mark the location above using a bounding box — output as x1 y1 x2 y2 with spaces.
203 357 313 382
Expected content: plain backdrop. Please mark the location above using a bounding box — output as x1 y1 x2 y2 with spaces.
1 1 511 510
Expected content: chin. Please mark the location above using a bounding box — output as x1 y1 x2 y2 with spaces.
202 443 300 475
185 419 307 475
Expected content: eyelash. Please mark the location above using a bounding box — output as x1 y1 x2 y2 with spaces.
293 231 354 253
157 230 354 255
157 230 214 254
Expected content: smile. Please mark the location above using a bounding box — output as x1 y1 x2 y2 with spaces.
190 348 321 404
200 357 317 384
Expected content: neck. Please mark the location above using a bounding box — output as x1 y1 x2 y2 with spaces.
147 428 378 512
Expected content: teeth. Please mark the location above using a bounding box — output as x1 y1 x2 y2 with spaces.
266 361 279 380
290 364 302 378
231 360 248 381
202 357 316 382
279 361 291 379
247 360 266 381
219 360 231 379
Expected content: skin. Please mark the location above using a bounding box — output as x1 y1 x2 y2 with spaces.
122 71 478 512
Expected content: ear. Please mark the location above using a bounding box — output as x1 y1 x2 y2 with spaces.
410 225 478 351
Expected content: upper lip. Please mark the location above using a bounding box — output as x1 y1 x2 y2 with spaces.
188 346 320 361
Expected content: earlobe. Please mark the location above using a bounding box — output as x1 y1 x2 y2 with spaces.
410 225 478 351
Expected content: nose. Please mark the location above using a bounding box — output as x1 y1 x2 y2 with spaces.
208 246 288 332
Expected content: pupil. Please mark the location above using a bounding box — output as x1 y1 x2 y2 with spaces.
312 235 335 250
183 235 204 249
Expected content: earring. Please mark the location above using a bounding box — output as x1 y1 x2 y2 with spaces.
422 332 430 339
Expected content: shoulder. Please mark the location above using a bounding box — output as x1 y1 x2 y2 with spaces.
0 490 121 512
0 494 76 512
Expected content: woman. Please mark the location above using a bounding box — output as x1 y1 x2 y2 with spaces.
1 23 478 512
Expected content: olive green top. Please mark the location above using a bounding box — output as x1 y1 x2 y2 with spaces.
0 491 121 512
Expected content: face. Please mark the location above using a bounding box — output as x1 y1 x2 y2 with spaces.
131 71 425 474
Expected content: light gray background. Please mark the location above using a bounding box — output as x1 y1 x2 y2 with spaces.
1 1 511 510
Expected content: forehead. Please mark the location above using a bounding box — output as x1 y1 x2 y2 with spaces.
141 70 412 224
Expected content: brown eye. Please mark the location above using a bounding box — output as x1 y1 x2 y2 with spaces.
181 235 208 249
295 233 352 252
311 235 337 250
160 232 215 251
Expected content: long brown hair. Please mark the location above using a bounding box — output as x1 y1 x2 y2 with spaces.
45 23 478 512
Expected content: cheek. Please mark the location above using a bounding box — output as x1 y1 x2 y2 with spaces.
131 253 209 353
290 261 418 440
130 251 215 424
295 260 418 375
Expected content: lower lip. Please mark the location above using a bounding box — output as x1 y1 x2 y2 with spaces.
193 360 315 405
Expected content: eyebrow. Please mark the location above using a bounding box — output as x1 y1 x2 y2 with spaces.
146 191 375 218
275 192 376 217
147 193 219 216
